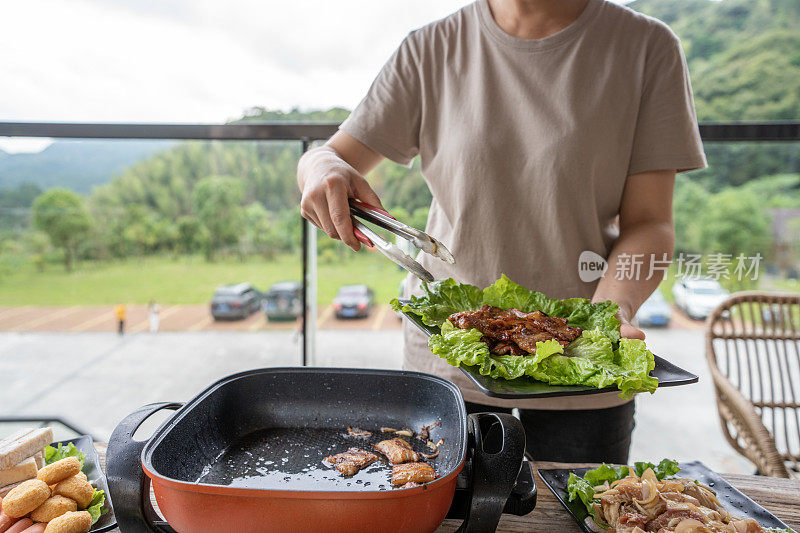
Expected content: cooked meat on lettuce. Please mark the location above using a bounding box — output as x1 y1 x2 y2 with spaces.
391 275 658 399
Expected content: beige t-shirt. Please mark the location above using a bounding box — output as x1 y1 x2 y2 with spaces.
341 0 707 409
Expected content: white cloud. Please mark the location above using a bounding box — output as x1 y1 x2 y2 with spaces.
0 0 467 125
0 0 631 150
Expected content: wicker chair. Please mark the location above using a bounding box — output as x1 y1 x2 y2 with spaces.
705 291 800 478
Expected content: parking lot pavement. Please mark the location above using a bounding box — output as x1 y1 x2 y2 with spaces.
0 305 403 333
631 327 753 474
0 326 753 474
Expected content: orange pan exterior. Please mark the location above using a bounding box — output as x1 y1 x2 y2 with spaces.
144 460 464 533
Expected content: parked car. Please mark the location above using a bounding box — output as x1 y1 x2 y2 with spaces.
333 285 375 319
635 290 672 327
210 282 262 320
671 277 729 320
264 281 303 321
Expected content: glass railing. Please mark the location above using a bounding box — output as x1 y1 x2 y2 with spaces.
0 120 798 443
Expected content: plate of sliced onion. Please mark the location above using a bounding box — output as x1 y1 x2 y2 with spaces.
539 460 792 533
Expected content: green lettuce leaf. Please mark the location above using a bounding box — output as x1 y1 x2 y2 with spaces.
392 278 484 326
633 458 680 479
86 489 106 525
44 442 86 467
583 464 630 486
566 464 630 524
393 275 621 338
391 275 658 398
566 473 596 517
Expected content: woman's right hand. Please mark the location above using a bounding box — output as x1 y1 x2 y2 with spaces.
297 133 385 251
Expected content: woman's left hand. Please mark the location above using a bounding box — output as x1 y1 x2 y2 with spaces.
619 312 645 340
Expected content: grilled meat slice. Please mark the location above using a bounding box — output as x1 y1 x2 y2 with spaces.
483 338 528 356
644 507 706 531
417 422 441 442
324 447 379 476
449 305 582 355
346 426 371 437
374 438 419 464
391 462 437 486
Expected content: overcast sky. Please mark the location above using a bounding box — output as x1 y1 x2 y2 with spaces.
0 0 627 152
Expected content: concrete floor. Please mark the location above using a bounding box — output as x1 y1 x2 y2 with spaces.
0 327 753 474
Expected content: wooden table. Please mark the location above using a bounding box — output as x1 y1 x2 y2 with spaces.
96 445 800 532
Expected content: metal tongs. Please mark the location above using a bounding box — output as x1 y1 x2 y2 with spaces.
349 199 454 282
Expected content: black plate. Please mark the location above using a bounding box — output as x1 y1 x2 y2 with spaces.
538 462 792 532
52 435 117 533
399 303 698 398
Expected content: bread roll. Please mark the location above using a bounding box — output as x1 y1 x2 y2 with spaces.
52 478 92 510
30 495 77 523
36 459 81 487
1 480 50 518
43 511 91 533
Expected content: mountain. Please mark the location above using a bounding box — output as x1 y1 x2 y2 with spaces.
0 140 174 193
2 0 797 201
630 0 800 120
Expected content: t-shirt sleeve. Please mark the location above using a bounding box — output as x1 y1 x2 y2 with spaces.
627 29 707 176
339 33 422 167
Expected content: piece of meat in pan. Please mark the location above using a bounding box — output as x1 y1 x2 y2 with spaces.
391 462 437 486
449 305 582 355
374 438 419 464
347 426 371 437
324 447 379 476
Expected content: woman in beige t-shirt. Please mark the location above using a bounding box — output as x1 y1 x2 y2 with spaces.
296 0 705 463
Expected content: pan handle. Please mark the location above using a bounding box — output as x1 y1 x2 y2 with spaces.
107 402 182 533
503 460 537 516
455 412 527 533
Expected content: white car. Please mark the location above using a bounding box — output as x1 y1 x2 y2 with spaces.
671 278 729 320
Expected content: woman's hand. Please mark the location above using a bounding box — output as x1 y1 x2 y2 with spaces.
297 133 385 251
619 311 645 340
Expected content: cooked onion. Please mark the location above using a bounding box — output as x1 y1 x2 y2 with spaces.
584 517 605 533
674 519 710 533
591 469 769 533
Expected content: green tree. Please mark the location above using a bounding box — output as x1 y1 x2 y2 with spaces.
23 231 52 272
673 177 710 254
240 202 277 260
698 188 772 259
176 215 204 255
193 176 245 260
31 189 92 271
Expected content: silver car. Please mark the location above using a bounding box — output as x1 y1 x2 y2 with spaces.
635 291 672 327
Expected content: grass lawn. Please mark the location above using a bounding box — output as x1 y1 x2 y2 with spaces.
0 251 408 306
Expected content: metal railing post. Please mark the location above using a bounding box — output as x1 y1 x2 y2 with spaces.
301 139 309 367
300 138 317 367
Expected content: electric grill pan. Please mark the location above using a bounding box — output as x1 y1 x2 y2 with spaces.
107 368 537 533
399 301 699 398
